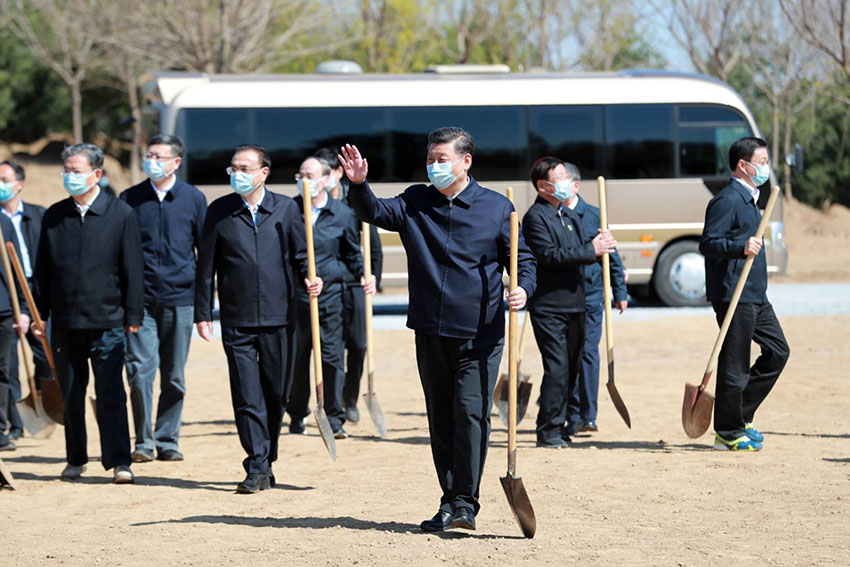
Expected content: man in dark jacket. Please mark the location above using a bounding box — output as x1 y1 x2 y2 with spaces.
286 156 370 439
560 163 629 434
195 145 322 494
0 160 47 443
33 143 144 484
339 127 536 532
522 157 617 449
699 137 789 452
121 135 206 463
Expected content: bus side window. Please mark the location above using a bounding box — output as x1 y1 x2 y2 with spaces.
605 104 675 179
528 105 603 179
678 104 752 177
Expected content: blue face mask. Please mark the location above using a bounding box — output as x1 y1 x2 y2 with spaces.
0 181 16 202
746 162 770 186
427 159 461 190
230 170 261 196
297 177 324 199
143 158 173 181
552 180 573 202
63 172 94 196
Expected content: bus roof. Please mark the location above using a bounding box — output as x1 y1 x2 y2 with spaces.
151 69 752 115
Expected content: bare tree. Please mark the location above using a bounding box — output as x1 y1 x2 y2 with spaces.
3 0 104 142
780 0 850 81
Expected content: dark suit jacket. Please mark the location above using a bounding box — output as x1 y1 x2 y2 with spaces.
699 178 768 305
522 196 597 313
195 189 308 327
0 214 29 318
35 190 144 329
19 202 46 274
572 197 628 304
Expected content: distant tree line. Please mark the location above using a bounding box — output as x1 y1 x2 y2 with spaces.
0 0 849 206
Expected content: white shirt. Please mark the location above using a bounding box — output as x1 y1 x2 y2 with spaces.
2 200 32 278
74 187 101 217
732 176 760 204
242 187 265 225
311 191 328 225
150 176 177 202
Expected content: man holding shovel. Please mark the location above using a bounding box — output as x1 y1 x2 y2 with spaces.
195 145 322 493
699 137 789 452
522 157 617 448
339 127 536 532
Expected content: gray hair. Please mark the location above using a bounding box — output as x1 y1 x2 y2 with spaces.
428 126 476 157
61 143 104 170
562 161 581 182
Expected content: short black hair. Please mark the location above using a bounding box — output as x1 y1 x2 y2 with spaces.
428 127 475 156
530 156 564 188
728 137 768 171
148 134 184 158
314 147 341 169
234 144 271 169
61 143 104 170
0 160 25 181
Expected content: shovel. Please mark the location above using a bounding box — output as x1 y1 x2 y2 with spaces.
495 311 532 426
0 457 17 490
302 180 337 460
598 177 631 428
361 221 387 438
683 186 780 438
6 242 64 426
0 228 56 437
499 211 536 539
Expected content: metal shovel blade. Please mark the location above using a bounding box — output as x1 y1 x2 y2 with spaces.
682 382 714 439
0 457 17 490
313 405 337 461
363 389 387 438
500 472 536 538
16 395 57 438
497 371 531 426
40 379 64 425
606 381 632 429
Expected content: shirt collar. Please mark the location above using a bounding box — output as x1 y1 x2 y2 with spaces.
74 187 102 214
442 177 478 207
732 176 760 204
1 200 24 219
150 176 177 197
241 186 266 213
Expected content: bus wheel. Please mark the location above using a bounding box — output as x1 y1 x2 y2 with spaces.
653 240 707 307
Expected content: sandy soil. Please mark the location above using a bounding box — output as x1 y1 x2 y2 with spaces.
3 312 849 566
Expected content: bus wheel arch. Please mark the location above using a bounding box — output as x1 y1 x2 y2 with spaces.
651 238 708 307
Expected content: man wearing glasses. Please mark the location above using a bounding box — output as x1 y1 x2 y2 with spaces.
195 145 322 493
120 135 207 463
700 137 790 452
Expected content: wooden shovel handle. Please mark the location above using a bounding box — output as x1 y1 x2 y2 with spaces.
507 211 519 474
6 242 57 379
362 222 374 380
0 232 37 404
597 177 615 364
702 186 780 387
302 181 324 397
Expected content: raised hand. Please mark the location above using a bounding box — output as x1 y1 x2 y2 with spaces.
338 144 369 183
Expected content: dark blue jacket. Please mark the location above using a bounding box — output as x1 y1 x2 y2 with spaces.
699 178 768 305
522 197 596 313
349 178 536 339
572 197 628 304
35 191 144 329
0 214 29 318
194 190 308 327
120 179 206 307
293 194 362 304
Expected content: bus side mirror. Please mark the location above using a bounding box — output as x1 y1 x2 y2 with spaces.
784 143 803 177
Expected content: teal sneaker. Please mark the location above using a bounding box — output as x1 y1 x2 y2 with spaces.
744 423 764 443
713 434 762 452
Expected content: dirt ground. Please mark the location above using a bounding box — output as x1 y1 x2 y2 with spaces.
3 312 849 566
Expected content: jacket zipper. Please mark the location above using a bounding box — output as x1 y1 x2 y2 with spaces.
437 200 453 334
254 218 260 325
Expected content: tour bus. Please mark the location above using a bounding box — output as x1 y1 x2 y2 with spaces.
145 66 787 306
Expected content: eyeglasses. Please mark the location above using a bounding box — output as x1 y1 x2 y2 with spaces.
226 166 262 176
294 174 324 182
59 170 93 176
144 153 176 161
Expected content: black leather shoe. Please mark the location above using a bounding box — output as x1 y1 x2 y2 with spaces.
0 434 15 452
537 436 568 449
157 449 184 462
333 427 349 439
345 405 360 424
420 510 452 532
289 418 306 435
450 509 476 531
8 429 22 441
236 473 271 494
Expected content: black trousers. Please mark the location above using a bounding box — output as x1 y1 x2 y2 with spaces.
415 333 503 516
7 325 51 434
713 301 789 439
531 309 585 441
52 326 131 470
341 283 367 408
221 324 295 475
287 285 346 431
0 315 15 433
